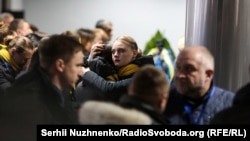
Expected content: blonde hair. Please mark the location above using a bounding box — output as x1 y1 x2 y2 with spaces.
114 35 138 51
61 30 81 43
5 36 34 52
93 28 109 43
77 28 95 53
0 21 15 44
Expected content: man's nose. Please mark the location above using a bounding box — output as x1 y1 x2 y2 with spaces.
175 70 185 78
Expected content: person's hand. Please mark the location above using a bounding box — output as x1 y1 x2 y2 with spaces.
88 42 105 61
81 66 90 76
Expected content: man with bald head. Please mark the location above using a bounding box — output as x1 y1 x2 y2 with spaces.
164 45 235 125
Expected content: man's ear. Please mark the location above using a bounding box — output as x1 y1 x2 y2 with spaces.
206 69 214 79
127 83 133 95
55 59 65 72
157 95 167 112
16 29 22 36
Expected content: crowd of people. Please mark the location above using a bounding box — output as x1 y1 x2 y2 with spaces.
0 11 249 141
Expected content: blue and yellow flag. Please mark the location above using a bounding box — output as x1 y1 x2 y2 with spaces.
143 30 176 82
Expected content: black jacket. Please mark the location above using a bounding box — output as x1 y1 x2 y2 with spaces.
0 56 18 94
119 95 170 125
210 82 250 124
0 67 78 141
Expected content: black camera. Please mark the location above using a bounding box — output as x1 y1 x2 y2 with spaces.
103 43 111 49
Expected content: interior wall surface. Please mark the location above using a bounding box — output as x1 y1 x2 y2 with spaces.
22 0 186 56
186 0 250 92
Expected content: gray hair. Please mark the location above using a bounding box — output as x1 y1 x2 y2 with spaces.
0 12 14 20
95 19 112 29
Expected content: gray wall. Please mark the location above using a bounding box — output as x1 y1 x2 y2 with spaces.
23 0 186 55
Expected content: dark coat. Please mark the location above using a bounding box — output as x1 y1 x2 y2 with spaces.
74 73 131 108
0 56 18 94
210 82 250 124
0 67 78 141
119 95 170 125
164 84 235 125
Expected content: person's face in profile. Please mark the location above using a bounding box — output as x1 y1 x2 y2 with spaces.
61 51 84 88
13 48 34 69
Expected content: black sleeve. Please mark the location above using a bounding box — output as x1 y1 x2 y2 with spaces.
81 71 131 94
0 68 12 94
83 56 89 67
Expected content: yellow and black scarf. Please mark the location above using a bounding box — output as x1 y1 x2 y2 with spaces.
106 64 140 81
0 45 20 72
0 44 7 49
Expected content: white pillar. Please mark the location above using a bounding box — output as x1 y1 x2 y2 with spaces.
5 0 23 11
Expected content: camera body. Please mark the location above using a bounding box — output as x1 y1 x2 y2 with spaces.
103 43 111 49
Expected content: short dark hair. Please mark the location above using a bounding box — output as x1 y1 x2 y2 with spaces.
26 32 47 47
130 65 169 103
39 34 83 69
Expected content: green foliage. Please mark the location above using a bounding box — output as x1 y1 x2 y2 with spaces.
143 30 176 59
